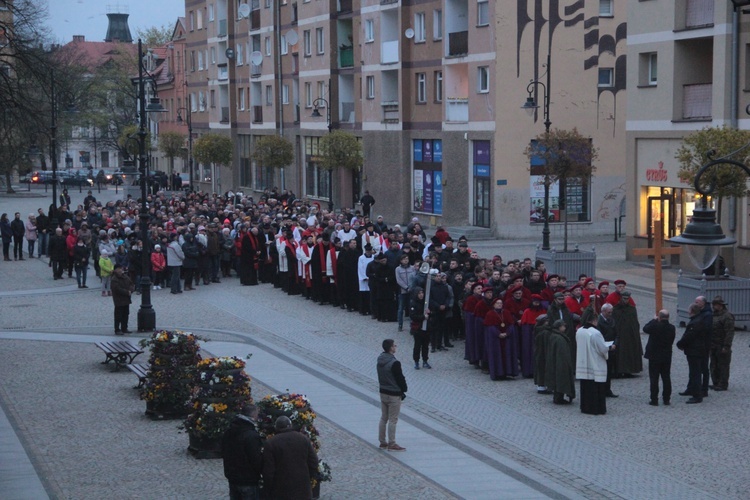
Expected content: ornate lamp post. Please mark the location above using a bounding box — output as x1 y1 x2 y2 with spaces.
132 39 166 332
176 106 193 191
311 80 333 211
521 53 552 250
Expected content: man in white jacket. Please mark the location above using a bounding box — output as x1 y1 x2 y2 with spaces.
575 310 614 415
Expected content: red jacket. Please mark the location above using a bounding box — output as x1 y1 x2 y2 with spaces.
151 251 166 272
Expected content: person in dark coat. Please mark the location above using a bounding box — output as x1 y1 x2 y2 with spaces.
545 319 575 405
222 404 263 500
181 233 199 291
533 315 551 393
337 239 360 310
239 226 259 286
409 286 431 369
547 292 576 363
596 303 619 398
612 290 643 377
49 228 68 279
676 303 710 404
10 212 25 260
643 309 676 406
111 264 134 334
262 416 319 500
360 190 375 218
1 213 13 261
310 233 332 304
73 236 91 288
709 296 735 391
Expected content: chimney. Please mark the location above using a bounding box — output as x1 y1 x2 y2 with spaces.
72 35 85 43
104 13 133 43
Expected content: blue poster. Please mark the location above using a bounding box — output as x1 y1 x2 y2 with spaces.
413 140 423 162
433 171 443 215
423 140 432 163
474 164 490 178
423 171 433 213
433 140 442 163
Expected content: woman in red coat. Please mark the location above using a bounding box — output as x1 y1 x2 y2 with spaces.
484 298 519 380
65 227 78 278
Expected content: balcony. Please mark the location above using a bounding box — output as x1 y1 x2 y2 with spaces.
221 106 230 123
253 105 263 123
682 83 711 120
381 0 398 4
218 64 228 81
338 0 352 13
446 98 468 122
340 101 355 122
448 31 468 56
339 47 353 68
251 63 262 77
218 19 227 37
382 102 399 123
381 40 399 64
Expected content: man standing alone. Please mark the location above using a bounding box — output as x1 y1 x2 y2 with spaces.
222 404 263 500
263 416 319 500
643 310 676 406
111 264 134 334
377 339 408 451
709 296 735 391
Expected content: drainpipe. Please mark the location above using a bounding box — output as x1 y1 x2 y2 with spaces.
729 6 740 233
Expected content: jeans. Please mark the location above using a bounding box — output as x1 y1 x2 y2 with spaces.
170 266 182 292
228 483 260 500
2 238 9 259
378 393 402 446
27 240 36 257
397 292 408 328
37 232 49 257
210 255 220 281
75 265 88 287
13 237 23 259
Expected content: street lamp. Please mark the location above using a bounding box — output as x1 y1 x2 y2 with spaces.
311 80 333 210
668 151 748 270
133 38 166 332
48 70 77 228
521 53 552 250
176 106 193 191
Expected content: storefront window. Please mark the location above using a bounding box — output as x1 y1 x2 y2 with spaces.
304 136 330 199
412 139 443 215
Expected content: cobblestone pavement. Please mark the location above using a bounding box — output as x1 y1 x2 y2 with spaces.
1 189 748 499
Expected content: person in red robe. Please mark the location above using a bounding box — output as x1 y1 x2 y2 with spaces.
565 283 589 318
463 283 484 367
473 287 494 373
483 298 519 380
605 279 636 307
540 274 562 303
520 294 546 378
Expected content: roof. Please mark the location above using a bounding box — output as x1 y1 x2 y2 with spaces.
60 39 138 73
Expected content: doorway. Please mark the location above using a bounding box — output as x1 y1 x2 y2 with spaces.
646 191 676 247
473 175 490 228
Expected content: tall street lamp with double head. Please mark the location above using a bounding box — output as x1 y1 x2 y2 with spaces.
176 106 193 191
311 79 333 210
133 38 166 332
521 52 552 250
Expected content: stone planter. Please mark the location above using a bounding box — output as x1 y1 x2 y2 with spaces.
535 248 597 287
676 272 750 329
188 433 223 459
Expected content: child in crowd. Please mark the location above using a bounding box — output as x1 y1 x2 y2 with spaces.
99 250 114 296
151 244 166 290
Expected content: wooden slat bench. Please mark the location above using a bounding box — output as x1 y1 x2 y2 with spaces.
125 363 150 388
95 341 143 371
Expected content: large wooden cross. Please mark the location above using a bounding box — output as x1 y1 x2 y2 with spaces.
633 220 682 315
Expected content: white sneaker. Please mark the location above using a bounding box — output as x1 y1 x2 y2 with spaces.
157 286 162 290
153 286 158 290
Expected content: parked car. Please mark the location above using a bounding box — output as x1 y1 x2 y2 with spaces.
27 171 60 184
60 169 94 187
94 168 123 185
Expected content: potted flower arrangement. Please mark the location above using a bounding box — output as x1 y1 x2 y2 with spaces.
183 356 253 459
139 330 203 420
257 393 332 498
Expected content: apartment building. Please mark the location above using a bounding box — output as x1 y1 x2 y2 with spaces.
626 0 750 276
166 0 626 239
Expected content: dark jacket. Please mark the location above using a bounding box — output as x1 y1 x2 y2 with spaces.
676 315 709 357
262 428 319 500
110 272 133 307
221 415 263 486
49 234 68 261
711 308 735 350
597 314 617 344
643 318 676 362
409 287 427 328
377 352 407 397
10 218 24 238
1 219 13 241
73 244 90 268
181 235 199 269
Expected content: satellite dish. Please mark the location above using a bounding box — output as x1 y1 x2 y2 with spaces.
250 51 263 65
238 3 251 18
405 28 415 39
226 48 235 60
285 29 299 46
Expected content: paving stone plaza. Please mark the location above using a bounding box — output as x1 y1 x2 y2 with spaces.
1 187 748 499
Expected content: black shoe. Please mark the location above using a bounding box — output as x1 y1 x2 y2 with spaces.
686 397 702 404
713 387 727 391
537 389 552 395
430 348 436 353
82 285 88 288
115 330 123 335
444 343 454 348
663 400 671 405
678 391 692 396
606 392 619 398
702 391 709 398
649 400 658 406
553 399 571 405
121 329 132 334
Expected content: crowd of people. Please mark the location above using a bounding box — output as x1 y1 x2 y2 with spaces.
2 185 737 414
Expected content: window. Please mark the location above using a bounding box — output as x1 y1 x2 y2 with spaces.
415 13 426 42
477 0 489 26
281 35 288 55
303 30 311 56
205 50 209 69
265 0 270 7
209 4 214 21
198 51 204 70
599 0 613 17
190 93 197 111
648 53 657 85
435 71 442 102
317 81 326 101
210 89 216 108
433 10 442 40
416 73 426 103
211 47 216 64
598 68 613 87
198 91 206 111
189 10 195 31
365 19 374 42
366 76 375 99
197 9 203 29
477 66 489 93
305 82 312 107
282 84 289 104
305 137 330 199
237 43 244 65
265 36 271 56
316 27 324 54
266 85 273 105
239 87 246 110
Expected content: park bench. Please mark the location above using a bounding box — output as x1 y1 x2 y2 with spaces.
125 363 150 388
95 341 143 371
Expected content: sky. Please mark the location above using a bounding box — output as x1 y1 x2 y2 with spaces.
46 0 185 44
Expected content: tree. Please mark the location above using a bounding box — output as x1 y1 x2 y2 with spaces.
251 135 294 170
118 125 152 159
136 25 173 47
159 131 187 177
676 126 750 214
318 130 364 172
524 127 598 251
193 133 233 167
